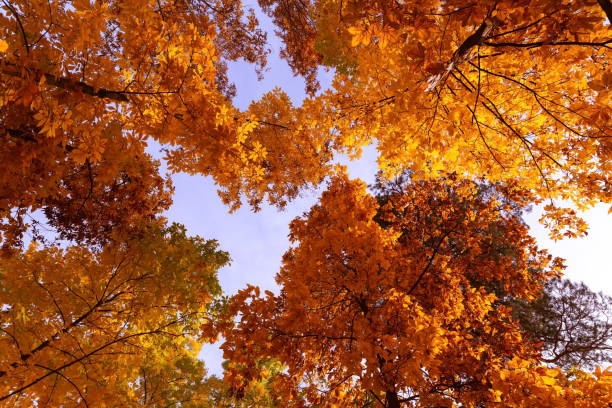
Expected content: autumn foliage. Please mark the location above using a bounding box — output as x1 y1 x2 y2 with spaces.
256 0 612 232
0 0 611 407
0 223 228 406
222 175 610 407
0 0 326 248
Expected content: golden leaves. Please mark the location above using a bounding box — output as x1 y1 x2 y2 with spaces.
348 26 371 47
491 358 612 407
0 222 229 406
1 1 611 406
540 205 589 241
258 0 612 232
0 0 310 247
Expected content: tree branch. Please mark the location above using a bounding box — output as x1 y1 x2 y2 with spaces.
597 0 612 25
483 39 612 49
2 1 30 54
1 60 129 102
426 16 500 91
407 228 454 295
0 325 178 402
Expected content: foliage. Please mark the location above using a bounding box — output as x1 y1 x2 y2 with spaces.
0 222 229 406
0 107 173 250
258 0 322 95
204 359 286 407
252 0 612 236
373 171 612 372
1 0 610 244
0 0 331 252
1 1 611 407
222 174 611 407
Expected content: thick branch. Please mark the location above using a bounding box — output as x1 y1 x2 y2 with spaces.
597 0 612 24
1 60 129 102
426 17 499 91
4 127 38 143
385 390 401 408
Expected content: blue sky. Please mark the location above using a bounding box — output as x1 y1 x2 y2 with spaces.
157 6 612 376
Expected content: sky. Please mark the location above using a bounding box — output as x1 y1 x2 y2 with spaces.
157 6 612 376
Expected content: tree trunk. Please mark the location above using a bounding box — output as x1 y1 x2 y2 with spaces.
385 390 401 408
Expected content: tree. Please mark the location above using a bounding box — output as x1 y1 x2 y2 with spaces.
372 171 612 371
254 0 612 233
222 174 611 407
509 278 612 371
0 0 334 251
0 222 229 406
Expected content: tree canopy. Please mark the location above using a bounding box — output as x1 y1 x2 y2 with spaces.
255 0 612 234
372 171 612 372
0 222 229 406
0 0 611 407
222 174 610 407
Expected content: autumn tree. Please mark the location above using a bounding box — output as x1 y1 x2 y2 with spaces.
0 222 229 406
0 0 336 250
222 174 611 407
254 0 612 234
